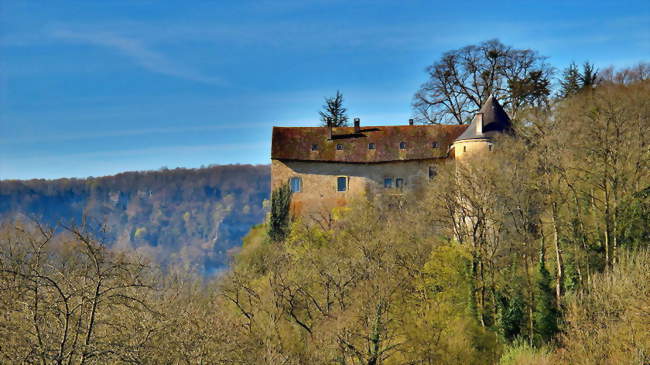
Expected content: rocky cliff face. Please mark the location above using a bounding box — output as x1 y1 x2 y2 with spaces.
0 164 270 273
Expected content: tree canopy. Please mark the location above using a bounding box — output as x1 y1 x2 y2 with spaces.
412 39 553 124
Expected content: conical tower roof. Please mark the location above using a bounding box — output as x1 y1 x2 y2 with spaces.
455 95 512 142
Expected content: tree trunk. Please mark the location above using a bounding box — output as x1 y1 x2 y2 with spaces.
551 202 563 305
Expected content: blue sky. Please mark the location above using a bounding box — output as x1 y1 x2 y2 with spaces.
1 0 648 180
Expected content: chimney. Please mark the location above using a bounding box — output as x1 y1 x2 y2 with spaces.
354 118 361 133
327 117 333 140
476 113 484 135
408 118 414 126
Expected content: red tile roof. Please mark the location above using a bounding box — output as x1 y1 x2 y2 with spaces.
272 124 469 163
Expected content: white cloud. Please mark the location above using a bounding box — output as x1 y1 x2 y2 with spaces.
50 29 224 85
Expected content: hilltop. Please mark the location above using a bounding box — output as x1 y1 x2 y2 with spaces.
0 164 270 272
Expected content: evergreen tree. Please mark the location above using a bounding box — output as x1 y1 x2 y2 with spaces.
319 90 349 127
534 244 560 344
559 62 582 98
580 62 599 90
268 183 292 242
496 289 525 342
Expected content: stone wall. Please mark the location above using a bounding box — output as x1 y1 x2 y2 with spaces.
271 159 443 221
453 139 493 160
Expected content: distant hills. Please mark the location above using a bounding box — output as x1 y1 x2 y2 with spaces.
0 165 270 273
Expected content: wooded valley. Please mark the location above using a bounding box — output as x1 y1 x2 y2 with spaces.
0 165 270 273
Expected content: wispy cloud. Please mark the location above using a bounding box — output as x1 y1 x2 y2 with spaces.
6 142 268 162
50 29 223 85
1 122 271 145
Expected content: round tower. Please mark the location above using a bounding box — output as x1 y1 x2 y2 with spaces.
452 95 512 160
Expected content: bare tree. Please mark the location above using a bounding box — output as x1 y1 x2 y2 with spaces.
0 221 156 364
599 62 650 85
412 39 553 124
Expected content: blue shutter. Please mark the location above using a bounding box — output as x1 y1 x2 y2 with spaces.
337 177 347 192
290 177 301 192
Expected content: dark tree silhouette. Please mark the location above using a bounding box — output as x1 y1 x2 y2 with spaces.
268 183 292 242
319 90 349 127
534 245 560 345
580 61 599 90
559 62 582 98
412 39 553 124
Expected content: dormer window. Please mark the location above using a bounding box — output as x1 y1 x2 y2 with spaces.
399 142 407 149
368 143 376 150
432 142 438 148
336 144 344 150
311 144 318 151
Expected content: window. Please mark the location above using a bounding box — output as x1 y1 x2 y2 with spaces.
432 141 438 148
337 176 348 192
290 177 302 193
384 177 393 188
396 178 404 189
336 144 344 150
488 144 493 151
368 143 376 150
463 145 467 152
429 166 437 179
311 144 318 151
399 141 407 149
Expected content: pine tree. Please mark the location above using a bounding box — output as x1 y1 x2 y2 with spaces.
319 90 349 127
496 289 525 342
268 183 292 242
559 62 581 98
534 244 560 344
580 62 599 90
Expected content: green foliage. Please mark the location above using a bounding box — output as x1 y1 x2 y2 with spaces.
498 338 553 365
534 247 559 345
408 243 501 364
496 289 526 342
559 62 582 98
619 186 650 250
558 61 600 98
268 183 292 242
235 223 275 274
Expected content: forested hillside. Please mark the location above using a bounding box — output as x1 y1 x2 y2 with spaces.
1 77 648 364
0 164 270 272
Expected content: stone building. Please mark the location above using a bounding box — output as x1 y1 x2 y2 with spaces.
271 95 511 221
